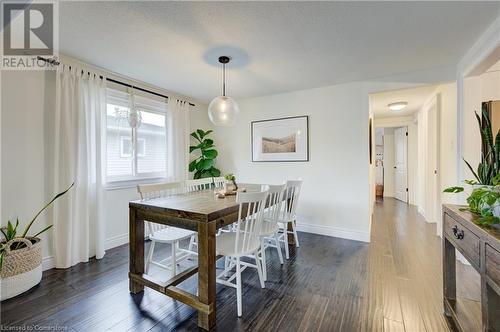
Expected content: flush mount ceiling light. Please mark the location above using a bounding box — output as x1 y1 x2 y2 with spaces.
388 101 408 111
208 56 239 127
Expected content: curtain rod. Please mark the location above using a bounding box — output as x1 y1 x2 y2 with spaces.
37 56 196 107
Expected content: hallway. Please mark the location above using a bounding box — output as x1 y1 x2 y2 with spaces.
370 198 480 331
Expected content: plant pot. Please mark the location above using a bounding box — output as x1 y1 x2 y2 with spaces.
224 181 236 192
0 237 42 301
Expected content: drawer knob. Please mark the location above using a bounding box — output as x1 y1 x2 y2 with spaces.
452 225 464 240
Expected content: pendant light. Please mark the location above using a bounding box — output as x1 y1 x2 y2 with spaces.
208 56 239 126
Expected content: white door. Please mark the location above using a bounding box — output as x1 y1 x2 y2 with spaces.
394 127 408 202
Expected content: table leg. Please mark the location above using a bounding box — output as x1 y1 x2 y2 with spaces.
129 207 144 293
443 236 456 316
197 221 216 330
286 198 295 245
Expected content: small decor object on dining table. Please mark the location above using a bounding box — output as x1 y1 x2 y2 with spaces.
214 174 246 198
251 116 309 162
224 173 238 191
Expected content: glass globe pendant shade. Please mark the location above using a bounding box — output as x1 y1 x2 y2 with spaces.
208 95 239 127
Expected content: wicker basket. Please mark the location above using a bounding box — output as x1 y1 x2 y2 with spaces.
1 237 42 301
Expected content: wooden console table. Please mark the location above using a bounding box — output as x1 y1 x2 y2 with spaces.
443 205 500 331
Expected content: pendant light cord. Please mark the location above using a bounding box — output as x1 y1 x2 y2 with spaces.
222 62 226 97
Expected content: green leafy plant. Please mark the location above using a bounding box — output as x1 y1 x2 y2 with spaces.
465 187 500 225
224 173 238 190
189 129 221 179
0 182 74 269
444 104 500 225
463 104 500 186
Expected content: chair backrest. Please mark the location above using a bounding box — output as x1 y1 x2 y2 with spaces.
262 184 286 224
283 180 302 219
233 187 269 254
137 181 184 235
213 176 226 189
185 178 213 192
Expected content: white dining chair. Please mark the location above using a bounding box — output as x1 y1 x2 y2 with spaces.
216 188 268 317
185 178 213 192
278 180 302 259
259 183 286 281
137 182 197 276
213 176 226 189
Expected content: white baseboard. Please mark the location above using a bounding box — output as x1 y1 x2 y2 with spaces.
296 222 370 243
42 256 55 271
104 233 129 250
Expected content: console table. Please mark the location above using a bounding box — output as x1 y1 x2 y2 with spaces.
443 205 500 331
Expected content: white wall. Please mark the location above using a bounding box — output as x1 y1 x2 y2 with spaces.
214 82 372 242
1 69 210 268
1 71 56 264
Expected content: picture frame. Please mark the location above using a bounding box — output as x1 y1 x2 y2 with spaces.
369 118 373 165
251 115 309 162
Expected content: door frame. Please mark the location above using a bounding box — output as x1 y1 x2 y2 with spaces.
394 126 409 203
422 94 442 232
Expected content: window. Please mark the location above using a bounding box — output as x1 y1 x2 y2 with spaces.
105 88 168 183
120 137 145 158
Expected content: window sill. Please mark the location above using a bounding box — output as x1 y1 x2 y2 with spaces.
104 177 167 191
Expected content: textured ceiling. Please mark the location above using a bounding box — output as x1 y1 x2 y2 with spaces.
59 1 500 102
370 85 439 118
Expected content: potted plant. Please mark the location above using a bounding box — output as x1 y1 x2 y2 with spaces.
0 183 73 300
444 105 500 226
224 173 238 191
189 129 221 179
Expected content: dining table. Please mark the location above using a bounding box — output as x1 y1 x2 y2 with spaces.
128 183 294 330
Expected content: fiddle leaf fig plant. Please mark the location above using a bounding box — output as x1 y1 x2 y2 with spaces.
444 104 500 225
189 129 221 179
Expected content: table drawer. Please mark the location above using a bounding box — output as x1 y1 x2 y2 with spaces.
444 213 480 267
486 244 500 286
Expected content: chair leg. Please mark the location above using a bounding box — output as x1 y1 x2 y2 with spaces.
171 242 177 276
255 251 265 289
284 233 290 259
236 257 242 317
224 256 230 277
188 235 195 252
145 241 155 274
292 220 300 247
260 238 267 281
274 233 284 264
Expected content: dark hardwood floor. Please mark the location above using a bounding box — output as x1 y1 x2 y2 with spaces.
1 198 480 331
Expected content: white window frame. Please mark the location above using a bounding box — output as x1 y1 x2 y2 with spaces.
104 88 168 187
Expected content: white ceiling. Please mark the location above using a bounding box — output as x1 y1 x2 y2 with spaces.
370 85 439 118
59 2 500 102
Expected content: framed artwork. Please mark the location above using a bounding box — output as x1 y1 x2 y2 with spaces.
369 118 373 164
251 116 309 162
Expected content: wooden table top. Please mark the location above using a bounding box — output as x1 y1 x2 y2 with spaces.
129 183 263 222
443 204 500 242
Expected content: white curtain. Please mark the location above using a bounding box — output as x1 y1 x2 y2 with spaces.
53 64 106 268
167 99 190 182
